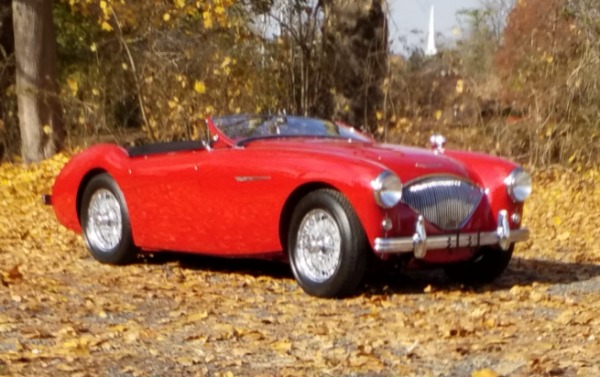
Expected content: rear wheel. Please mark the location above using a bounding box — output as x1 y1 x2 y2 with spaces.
444 246 513 284
80 173 137 264
288 189 368 298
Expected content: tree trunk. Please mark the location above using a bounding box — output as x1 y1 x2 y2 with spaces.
321 0 388 133
0 2 14 160
12 0 64 163
0 2 13 56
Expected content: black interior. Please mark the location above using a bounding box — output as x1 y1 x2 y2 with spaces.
127 140 205 157
235 134 342 147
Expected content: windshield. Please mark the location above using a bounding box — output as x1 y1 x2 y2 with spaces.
211 115 372 145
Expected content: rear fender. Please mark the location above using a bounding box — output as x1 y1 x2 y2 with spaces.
52 144 131 233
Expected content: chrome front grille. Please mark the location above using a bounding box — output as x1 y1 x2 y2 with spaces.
402 177 483 230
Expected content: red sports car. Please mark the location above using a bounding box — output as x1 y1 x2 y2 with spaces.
46 115 531 298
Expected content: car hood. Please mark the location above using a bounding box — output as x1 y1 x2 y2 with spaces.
246 139 478 184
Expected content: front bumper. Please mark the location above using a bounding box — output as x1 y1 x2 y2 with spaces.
374 210 530 259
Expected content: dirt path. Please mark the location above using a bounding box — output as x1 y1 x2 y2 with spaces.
1 160 599 376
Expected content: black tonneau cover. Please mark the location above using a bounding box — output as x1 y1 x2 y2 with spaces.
127 140 205 157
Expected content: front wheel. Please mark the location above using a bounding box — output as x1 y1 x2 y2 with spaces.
444 245 513 284
288 189 368 298
80 173 138 264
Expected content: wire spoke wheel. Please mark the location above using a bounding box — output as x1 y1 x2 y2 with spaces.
86 189 123 252
295 209 342 283
289 189 368 298
81 173 137 264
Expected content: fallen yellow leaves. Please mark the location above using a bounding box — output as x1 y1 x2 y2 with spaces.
271 340 292 353
1 158 600 375
472 368 499 377
184 310 210 323
0 264 23 286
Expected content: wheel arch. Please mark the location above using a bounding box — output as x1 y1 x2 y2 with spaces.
279 182 338 254
283 185 370 297
76 168 109 223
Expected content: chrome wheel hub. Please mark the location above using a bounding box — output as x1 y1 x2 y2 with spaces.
295 209 342 282
86 189 123 252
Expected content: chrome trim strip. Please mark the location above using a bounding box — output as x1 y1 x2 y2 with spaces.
415 162 443 169
401 173 477 188
235 176 272 182
373 228 530 254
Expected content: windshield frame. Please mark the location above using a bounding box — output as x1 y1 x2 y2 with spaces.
207 114 373 147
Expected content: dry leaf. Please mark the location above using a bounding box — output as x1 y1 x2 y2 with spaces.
472 368 499 377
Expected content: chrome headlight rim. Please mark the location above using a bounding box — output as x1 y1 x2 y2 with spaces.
371 171 403 209
504 167 532 202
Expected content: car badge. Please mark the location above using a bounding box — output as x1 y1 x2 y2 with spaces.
429 134 446 154
415 162 443 169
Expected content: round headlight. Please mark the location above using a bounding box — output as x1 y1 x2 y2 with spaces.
505 168 532 202
371 171 403 208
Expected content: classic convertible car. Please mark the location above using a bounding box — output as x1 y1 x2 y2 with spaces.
46 115 531 298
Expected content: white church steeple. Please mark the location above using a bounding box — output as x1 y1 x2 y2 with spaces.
425 5 437 56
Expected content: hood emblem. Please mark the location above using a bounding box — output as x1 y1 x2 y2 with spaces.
429 134 446 154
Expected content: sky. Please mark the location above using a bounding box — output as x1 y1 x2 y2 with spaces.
388 0 483 53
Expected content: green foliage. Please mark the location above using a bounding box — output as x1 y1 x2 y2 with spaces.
321 0 388 132
456 7 498 80
38 0 387 147
51 0 269 144
54 2 102 64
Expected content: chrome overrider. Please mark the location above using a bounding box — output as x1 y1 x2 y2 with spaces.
374 210 529 259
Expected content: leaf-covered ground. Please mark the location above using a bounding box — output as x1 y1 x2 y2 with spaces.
1 156 600 377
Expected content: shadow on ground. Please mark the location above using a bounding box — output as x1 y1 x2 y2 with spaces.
363 257 600 296
139 252 600 296
141 251 293 279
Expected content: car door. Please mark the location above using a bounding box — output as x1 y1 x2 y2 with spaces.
191 147 295 255
125 149 208 252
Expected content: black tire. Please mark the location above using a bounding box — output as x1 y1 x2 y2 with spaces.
288 189 368 298
444 245 513 284
80 173 137 264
